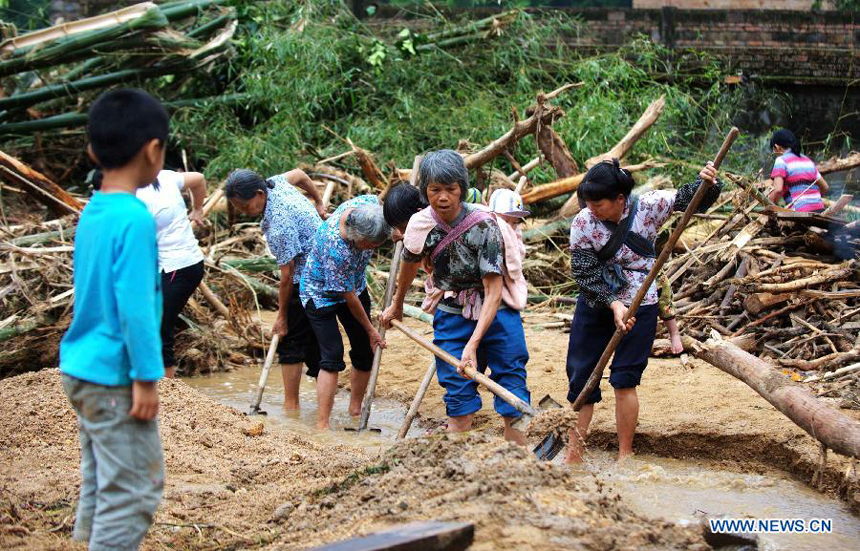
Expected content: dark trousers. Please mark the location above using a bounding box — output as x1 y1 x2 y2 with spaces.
304 290 374 373
161 261 204 368
566 300 658 405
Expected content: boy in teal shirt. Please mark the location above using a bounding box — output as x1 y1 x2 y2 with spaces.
60 88 168 551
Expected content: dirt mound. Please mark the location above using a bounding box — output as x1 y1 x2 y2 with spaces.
270 432 709 550
0 369 369 550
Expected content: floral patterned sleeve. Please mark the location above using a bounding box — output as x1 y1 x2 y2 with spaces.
673 178 723 214
569 214 614 308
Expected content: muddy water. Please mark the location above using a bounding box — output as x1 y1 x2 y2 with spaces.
188 369 859 550
185 366 425 451
566 451 860 551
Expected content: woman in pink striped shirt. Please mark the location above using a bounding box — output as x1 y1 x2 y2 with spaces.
768 129 829 212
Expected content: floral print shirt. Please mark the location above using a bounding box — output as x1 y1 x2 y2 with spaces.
569 179 722 308
300 195 380 308
260 173 322 283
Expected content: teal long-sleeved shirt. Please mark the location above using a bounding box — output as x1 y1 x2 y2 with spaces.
60 191 164 385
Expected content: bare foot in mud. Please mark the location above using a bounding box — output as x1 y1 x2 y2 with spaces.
617 450 635 463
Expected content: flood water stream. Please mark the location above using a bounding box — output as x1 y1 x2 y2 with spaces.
186 366 860 550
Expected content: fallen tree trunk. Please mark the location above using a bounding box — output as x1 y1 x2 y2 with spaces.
682 335 860 459
0 151 84 215
536 125 578 178
521 160 659 205
463 104 565 171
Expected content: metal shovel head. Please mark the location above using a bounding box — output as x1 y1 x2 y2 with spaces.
344 426 382 434
510 412 534 431
247 405 267 416
538 394 563 411
532 394 564 461
534 433 564 462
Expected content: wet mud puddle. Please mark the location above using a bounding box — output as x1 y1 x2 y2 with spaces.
564 451 860 551
186 365 425 450
188 368 859 550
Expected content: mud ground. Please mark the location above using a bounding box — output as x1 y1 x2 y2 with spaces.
1 318 858 550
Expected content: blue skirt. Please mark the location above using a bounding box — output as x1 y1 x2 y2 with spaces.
566 300 658 405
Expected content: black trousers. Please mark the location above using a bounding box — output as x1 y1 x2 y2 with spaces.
276 285 321 377
161 260 204 368
304 289 374 373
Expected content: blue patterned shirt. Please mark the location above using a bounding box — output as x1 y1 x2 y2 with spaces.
300 195 380 308
260 174 322 283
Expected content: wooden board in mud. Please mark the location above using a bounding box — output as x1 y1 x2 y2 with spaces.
306 521 474 551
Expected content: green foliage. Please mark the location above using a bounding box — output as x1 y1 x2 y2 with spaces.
173 0 786 187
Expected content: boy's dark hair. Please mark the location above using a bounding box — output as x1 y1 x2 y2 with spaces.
770 128 803 156
89 168 160 192
577 158 635 203
383 183 425 228
87 88 168 169
224 169 273 201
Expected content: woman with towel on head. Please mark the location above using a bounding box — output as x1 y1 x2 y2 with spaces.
300 195 392 430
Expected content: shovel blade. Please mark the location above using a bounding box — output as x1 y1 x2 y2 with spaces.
344 427 383 434
538 394 563 411
247 406 267 416
534 433 564 461
510 412 534 431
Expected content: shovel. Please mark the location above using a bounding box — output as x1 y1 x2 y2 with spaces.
248 334 280 415
569 127 740 416
345 241 403 434
390 319 562 459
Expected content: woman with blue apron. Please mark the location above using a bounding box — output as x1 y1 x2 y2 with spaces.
566 158 720 463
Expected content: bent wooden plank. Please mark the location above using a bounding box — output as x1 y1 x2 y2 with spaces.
306 521 474 551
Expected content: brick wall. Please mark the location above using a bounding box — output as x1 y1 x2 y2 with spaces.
561 8 858 84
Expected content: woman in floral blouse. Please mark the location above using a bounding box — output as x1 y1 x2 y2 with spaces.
225 169 326 412
300 195 391 430
566 158 720 464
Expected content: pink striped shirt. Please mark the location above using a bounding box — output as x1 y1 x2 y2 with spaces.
770 151 824 212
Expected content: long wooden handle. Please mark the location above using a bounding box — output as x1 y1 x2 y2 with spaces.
250 334 280 410
571 127 739 411
397 361 437 439
391 319 536 417
358 241 403 429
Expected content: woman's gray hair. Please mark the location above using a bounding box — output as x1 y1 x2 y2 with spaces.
417 149 469 203
344 204 391 245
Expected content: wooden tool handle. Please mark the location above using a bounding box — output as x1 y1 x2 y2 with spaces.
250 334 280 410
391 319 535 417
570 127 740 411
712 127 739 169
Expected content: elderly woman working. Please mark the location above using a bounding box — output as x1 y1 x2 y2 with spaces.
380 150 530 444
300 195 391 430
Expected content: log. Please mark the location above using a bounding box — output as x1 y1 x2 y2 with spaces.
349 141 388 191
508 156 541 181
536 125 578 178
520 160 659 205
755 263 854 293
0 151 84 215
463 103 565 171
11 227 75 246
818 151 860 173
198 281 230 318
585 95 665 168
821 194 853 216
743 292 792 315
778 349 860 371
682 335 860 459
305 521 474 551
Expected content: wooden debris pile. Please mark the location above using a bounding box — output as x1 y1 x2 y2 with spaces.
661 178 859 408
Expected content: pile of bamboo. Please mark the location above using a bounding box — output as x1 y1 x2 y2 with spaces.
0 0 237 135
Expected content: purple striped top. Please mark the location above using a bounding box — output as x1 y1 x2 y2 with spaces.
770 151 824 212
